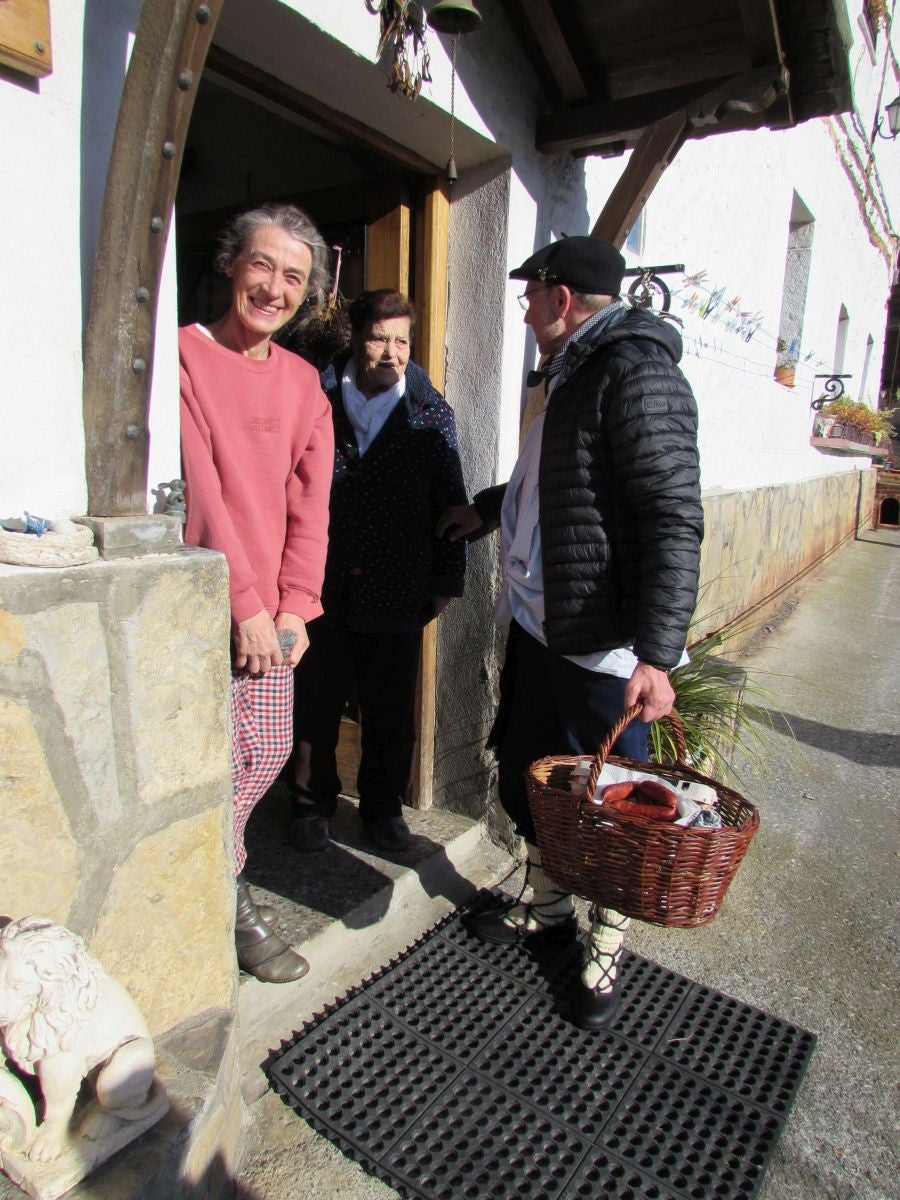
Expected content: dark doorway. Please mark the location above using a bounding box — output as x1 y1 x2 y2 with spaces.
174 67 425 360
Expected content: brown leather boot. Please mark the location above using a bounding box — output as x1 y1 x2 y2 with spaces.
235 875 309 983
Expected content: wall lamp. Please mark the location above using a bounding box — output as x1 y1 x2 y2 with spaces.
872 94 900 141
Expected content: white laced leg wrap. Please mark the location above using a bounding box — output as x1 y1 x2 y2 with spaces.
501 842 575 932
582 905 630 992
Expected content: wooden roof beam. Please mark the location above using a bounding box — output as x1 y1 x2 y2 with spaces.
513 0 589 103
591 112 686 248
537 64 789 154
737 0 784 67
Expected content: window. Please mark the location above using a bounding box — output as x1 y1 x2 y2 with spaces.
774 193 815 381
834 305 850 373
859 334 875 400
625 210 645 257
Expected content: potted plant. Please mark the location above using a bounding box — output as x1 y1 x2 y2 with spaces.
813 398 892 446
774 337 798 388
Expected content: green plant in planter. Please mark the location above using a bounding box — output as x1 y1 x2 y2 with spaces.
818 398 893 439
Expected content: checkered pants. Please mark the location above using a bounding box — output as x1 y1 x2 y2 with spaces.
230 665 293 874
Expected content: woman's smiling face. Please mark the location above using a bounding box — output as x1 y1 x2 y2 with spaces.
227 226 312 341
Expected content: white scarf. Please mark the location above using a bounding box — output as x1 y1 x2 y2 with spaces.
341 359 406 455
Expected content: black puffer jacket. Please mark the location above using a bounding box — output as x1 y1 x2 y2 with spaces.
320 358 467 631
475 308 703 669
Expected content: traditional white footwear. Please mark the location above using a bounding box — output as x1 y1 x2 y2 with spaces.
571 905 630 1028
466 842 578 945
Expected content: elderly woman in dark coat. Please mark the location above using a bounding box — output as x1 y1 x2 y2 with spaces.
286 289 467 852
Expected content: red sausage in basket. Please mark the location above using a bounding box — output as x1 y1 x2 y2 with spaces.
601 780 678 821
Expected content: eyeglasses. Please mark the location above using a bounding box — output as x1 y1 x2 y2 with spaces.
517 283 556 310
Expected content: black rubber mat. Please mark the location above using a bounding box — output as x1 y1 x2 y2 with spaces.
269 899 815 1200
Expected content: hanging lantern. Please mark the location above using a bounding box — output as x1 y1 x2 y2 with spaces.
426 0 482 35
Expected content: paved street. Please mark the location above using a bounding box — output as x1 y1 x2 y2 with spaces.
236 528 900 1200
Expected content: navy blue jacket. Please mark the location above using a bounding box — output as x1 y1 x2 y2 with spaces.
319 358 467 631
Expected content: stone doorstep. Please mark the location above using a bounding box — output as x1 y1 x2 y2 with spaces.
236 793 516 1106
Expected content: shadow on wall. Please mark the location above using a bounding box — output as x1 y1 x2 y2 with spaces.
80 0 143 313
442 3 592 395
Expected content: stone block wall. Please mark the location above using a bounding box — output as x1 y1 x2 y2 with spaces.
692 467 876 646
0 546 236 1037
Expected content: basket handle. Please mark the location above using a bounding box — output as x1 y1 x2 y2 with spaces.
584 704 688 801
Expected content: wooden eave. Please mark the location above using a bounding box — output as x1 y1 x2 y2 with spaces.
500 0 852 156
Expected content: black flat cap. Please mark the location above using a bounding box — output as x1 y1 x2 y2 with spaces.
510 235 625 296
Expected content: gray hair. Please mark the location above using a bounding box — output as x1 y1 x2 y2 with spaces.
215 203 331 322
571 291 617 310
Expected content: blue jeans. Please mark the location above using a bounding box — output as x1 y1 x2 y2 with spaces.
492 622 650 843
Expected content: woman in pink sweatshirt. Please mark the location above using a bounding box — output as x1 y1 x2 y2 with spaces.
180 203 334 983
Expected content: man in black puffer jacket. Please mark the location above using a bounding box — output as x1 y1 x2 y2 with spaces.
438 236 703 1029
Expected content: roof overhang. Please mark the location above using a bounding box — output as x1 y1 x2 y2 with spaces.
499 0 853 156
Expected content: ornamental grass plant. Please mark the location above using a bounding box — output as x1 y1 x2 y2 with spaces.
649 616 786 785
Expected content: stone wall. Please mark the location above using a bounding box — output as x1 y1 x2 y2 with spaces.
692 467 876 646
0 547 235 1036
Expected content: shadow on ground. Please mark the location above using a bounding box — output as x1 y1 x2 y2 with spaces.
770 709 900 767
242 786 477 938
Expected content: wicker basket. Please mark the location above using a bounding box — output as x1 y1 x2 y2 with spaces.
526 705 759 927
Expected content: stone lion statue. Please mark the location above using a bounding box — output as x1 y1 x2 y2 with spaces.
0 917 167 1168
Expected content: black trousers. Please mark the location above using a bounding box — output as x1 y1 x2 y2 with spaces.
290 615 422 821
494 621 650 844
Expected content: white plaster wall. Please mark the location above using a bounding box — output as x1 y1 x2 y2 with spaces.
0 1 181 519
603 121 892 491
0 2 88 517
273 0 494 149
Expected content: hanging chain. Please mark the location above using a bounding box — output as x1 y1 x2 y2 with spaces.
449 33 457 165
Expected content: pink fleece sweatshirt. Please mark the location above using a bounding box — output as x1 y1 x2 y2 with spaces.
179 324 334 625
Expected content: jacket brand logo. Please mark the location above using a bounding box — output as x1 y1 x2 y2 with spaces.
250 417 281 433
643 398 668 414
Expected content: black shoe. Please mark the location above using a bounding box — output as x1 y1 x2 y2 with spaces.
570 979 622 1029
290 813 331 853
465 905 578 946
362 814 412 852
